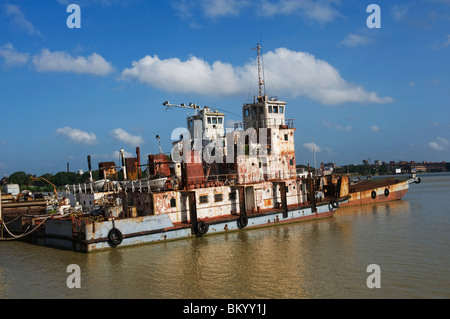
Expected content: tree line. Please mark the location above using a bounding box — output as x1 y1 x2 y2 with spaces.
335 164 390 176
3 171 99 192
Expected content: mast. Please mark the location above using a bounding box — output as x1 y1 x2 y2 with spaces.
253 43 265 99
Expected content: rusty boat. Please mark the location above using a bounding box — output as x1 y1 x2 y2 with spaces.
340 174 420 207
0 45 355 252
34 91 351 252
4 44 420 252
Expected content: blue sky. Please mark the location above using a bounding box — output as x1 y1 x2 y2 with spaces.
0 0 449 176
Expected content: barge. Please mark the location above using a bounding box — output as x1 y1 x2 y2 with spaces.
341 174 421 207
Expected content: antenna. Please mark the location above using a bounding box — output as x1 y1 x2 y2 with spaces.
252 43 265 99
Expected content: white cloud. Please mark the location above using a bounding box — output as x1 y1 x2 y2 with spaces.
0 43 30 67
322 120 351 131
370 125 380 132
56 127 98 145
432 35 450 49
121 47 393 105
121 54 246 96
172 0 247 19
428 137 449 151
339 34 371 48
260 0 341 23
4 4 41 35
302 142 322 153
112 149 134 158
91 150 134 160
202 0 247 18
391 4 408 21
32 49 114 76
110 128 144 146
170 0 340 24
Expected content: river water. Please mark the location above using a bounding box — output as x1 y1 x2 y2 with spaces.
0 173 449 299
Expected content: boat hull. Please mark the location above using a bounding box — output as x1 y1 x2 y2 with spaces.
341 176 417 207
40 199 345 253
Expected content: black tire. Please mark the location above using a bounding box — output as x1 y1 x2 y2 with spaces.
196 220 209 236
371 190 377 199
108 228 123 247
384 188 390 197
415 177 421 184
331 198 339 208
237 214 248 229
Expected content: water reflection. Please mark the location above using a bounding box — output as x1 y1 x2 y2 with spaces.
337 200 411 218
1 175 449 298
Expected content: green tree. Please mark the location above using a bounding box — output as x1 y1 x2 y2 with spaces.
8 171 31 187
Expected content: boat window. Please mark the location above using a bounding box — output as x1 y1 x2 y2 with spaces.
218 117 223 124
170 197 176 208
214 193 223 202
229 191 236 201
244 109 250 117
188 120 193 128
212 117 217 124
207 117 212 124
284 134 288 141
279 106 284 114
199 195 208 204
268 105 273 113
252 107 257 115
273 105 278 113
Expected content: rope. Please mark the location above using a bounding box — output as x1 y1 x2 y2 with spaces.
0 211 74 241
2 213 23 225
0 216 50 241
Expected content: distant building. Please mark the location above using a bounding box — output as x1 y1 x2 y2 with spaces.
388 161 448 174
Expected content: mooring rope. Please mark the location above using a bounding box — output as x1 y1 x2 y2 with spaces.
0 216 50 241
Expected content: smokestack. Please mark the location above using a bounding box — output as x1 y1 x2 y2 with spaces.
136 147 142 180
87 155 93 182
120 149 127 181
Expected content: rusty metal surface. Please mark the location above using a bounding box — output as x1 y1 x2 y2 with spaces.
343 178 410 206
349 177 409 193
98 162 117 180
148 154 172 176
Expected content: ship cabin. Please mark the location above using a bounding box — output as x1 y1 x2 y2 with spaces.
187 107 225 143
242 95 288 130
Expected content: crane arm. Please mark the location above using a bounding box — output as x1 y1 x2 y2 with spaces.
31 177 58 197
162 101 200 111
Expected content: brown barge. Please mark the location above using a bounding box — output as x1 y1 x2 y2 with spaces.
341 175 420 207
